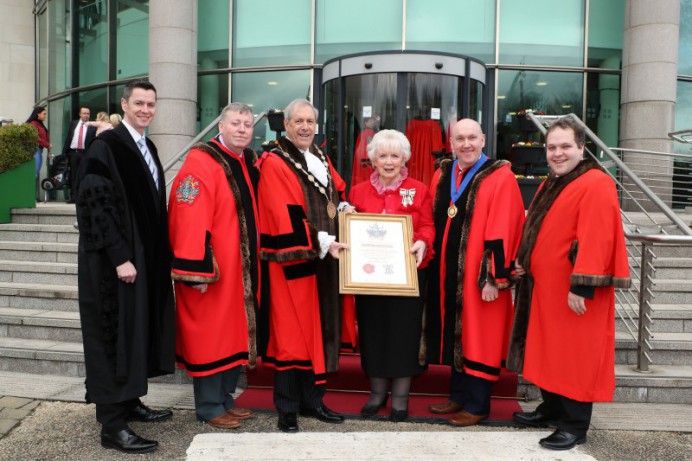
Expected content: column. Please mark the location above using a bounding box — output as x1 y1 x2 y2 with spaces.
148 0 198 181
621 0 680 209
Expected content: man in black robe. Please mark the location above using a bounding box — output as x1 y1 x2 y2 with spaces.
75 80 175 454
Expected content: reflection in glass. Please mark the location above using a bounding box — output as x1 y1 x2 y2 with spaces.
77 0 108 86
499 0 584 66
198 73 229 134
315 0 402 63
585 72 620 150
231 70 310 150
587 0 624 69
199 0 229 71
48 0 71 94
233 0 310 67
680 0 692 76
114 0 149 79
406 0 494 63
675 81 692 155
496 70 583 162
79 87 109 121
38 7 49 100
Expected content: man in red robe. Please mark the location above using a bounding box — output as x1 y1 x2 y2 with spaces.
258 99 348 433
350 116 379 187
508 116 630 450
168 103 260 429
426 119 525 426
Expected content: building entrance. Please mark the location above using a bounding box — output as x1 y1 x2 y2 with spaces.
321 51 488 188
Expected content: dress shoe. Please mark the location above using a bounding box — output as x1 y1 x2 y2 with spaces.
126 403 173 423
101 428 158 453
227 407 253 419
448 410 488 427
513 410 558 427
278 412 299 433
390 408 408 423
428 400 463 414
300 405 345 424
361 396 389 418
539 429 586 450
206 413 241 429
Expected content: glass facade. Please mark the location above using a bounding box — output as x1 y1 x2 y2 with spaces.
32 0 692 184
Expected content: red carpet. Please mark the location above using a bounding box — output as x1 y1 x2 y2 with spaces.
239 354 522 424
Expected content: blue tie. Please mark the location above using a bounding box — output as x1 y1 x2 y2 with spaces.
137 137 159 190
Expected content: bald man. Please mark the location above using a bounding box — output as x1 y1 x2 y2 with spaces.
425 119 525 426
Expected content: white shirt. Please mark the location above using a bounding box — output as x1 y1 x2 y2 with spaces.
69 120 88 150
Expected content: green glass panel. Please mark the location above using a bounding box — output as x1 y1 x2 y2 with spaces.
231 70 310 152
499 0 584 66
78 87 108 121
48 0 71 93
198 73 230 133
675 81 692 154
199 0 229 70
38 7 49 100
496 70 583 159
588 0 624 69
585 71 620 149
233 0 311 67
315 0 402 63
680 0 692 76
114 1 149 79
406 0 494 63
77 0 108 85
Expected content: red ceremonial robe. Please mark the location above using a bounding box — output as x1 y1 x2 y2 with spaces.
406 119 444 185
168 140 260 377
350 128 375 187
508 164 630 402
426 159 524 381
258 138 346 384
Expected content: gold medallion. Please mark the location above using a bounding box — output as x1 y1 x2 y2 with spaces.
447 204 458 218
327 201 337 219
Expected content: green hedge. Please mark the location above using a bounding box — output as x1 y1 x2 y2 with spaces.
0 123 38 175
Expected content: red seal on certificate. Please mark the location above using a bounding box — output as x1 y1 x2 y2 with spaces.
362 263 375 274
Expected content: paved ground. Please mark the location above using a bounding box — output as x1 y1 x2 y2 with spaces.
0 371 690 460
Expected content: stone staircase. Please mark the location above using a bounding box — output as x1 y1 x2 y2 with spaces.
0 205 691 403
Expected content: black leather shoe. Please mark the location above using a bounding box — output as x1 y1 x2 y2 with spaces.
390 409 408 423
539 429 586 450
278 412 299 433
300 405 345 424
101 428 158 453
127 403 173 423
361 396 388 418
513 410 558 427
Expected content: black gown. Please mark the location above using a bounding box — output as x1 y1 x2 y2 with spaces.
76 123 175 404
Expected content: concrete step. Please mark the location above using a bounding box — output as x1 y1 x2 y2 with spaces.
518 364 692 404
0 282 79 312
0 241 77 264
10 206 76 226
616 331 692 366
616 304 692 334
0 336 84 376
0 224 78 244
0 260 77 286
0 308 82 342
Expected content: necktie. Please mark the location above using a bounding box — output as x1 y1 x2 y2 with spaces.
456 167 464 188
77 122 84 150
137 137 159 190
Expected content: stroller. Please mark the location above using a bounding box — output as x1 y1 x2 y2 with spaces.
40 153 71 203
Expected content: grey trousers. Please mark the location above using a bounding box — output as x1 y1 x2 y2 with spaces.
193 366 242 422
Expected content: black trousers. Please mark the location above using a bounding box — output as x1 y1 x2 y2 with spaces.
273 369 325 414
449 367 494 416
96 398 140 432
68 149 85 199
193 366 241 422
537 388 593 437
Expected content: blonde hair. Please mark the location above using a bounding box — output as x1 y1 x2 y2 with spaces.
109 113 122 127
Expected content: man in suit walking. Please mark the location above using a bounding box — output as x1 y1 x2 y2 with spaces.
75 80 175 454
63 106 97 202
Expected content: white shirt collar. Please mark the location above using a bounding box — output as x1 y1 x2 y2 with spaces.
121 119 145 146
217 135 243 158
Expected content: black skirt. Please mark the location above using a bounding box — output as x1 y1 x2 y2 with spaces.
356 270 427 378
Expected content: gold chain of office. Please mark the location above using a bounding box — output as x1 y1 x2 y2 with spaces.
276 145 337 219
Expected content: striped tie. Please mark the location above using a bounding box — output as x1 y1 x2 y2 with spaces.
137 137 159 190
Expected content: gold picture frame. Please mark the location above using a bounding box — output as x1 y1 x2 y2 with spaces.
339 212 419 297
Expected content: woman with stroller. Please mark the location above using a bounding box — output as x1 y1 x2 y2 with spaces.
26 106 51 200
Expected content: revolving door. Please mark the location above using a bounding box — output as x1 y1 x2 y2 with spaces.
321 51 489 188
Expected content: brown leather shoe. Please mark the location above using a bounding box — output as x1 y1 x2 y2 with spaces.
227 407 253 419
428 400 464 414
206 413 242 429
448 410 488 427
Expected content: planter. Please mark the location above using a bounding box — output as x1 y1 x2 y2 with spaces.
0 160 36 223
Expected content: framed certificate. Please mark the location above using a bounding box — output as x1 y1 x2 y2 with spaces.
339 212 419 297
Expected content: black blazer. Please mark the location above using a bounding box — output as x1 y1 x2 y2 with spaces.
63 120 97 155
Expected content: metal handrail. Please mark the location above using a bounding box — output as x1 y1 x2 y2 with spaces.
527 112 692 236
625 233 692 244
162 111 268 186
668 129 692 144
610 147 692 159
